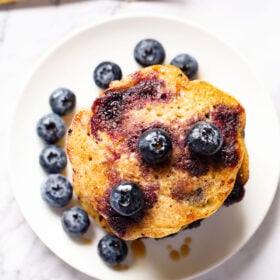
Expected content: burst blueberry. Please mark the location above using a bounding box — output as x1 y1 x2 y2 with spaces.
187 121 223 155
49 88 76 115
39 145 67 173
170 53 198 80
36 113 66 144
134 39 165 67
138 128 172 165
61 207 90 236
41 174 72 208
110 181 144 216
98 234 128 266
224 182 245 207
93 61 122 89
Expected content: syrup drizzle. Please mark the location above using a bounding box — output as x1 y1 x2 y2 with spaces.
113 264 129 271
167 237 192 261
131 239 146 259
79 237 93 244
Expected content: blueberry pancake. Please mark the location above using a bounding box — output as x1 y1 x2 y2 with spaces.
67 65 249 240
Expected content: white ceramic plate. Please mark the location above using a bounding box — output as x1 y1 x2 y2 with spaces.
9 15 280 280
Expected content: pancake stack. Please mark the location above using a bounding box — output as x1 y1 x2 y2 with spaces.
67 65 249 240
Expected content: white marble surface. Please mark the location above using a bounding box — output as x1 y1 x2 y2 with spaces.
0 0 280 279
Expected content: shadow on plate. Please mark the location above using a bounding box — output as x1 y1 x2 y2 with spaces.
141 204 247 280
198 184 280 280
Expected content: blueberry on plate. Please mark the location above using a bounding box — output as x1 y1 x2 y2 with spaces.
134 39 165 67
170 53 198 80
39 145 67 173
98 234 128 266
36 113 66 144
187 121 223 155
49 88 76 116
61 207 90 236
110 181 144 216
93 61 122 89
41 174 72 208
138 128 172 165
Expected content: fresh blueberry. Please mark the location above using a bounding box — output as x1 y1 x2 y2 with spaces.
170 53 198 80
98 234 128 266
61 207 90 236
93 61 122 89
110 181 144 216
49 88 76 115
187 122 223 155
134 39 165 67
138 128 172 165
39 145 67 173
41 174 72 208
36 113 66 144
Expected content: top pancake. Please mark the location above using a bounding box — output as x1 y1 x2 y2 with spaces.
67 65 248 240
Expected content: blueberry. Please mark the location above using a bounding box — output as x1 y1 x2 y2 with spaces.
39 145 67 173
138 128 172 165
93 61 122 89
224 182 245 207
187 122 223 155
36 113 66 144
49 88 76 115
61 207 90 236
186 219 203 230
98 234 128 266
110 182 144 216
134 39 165 67
170 53 198 80
41 174 72 208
